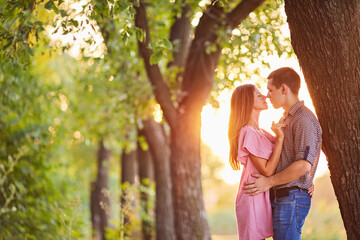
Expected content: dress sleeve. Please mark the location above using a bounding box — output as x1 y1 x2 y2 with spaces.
237 127 273 164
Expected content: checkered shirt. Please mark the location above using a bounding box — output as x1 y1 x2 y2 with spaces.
274 101 322 190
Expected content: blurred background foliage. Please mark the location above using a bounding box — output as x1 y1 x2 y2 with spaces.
0 0 345 239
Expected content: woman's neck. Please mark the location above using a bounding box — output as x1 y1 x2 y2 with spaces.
248 110 260 130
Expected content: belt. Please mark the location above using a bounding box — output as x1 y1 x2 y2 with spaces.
270 186 304 201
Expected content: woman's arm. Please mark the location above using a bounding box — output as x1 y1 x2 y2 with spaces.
249 137 283 176
249 122 284 177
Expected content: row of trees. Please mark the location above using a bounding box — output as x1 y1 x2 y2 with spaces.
73 0 291 238
1 0 359 239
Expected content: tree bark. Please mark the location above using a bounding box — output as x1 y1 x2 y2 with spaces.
137 139 155 240
142 119 176 240
120 149 137 237
285 1 360 239
91 139 111 240
170 111 210 240
121 150 137 185
167 1 192 87
134 1 178 127
166 5 226 239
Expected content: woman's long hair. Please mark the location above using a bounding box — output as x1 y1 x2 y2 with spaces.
228 84 255 170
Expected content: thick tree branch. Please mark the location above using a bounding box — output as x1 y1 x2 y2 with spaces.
180 3 224 112
168 1 192 70
179 0 265 112
227 0 265 29
134 1 178 128
141 119 175 240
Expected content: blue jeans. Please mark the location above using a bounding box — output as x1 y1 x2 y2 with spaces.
271 188 311 240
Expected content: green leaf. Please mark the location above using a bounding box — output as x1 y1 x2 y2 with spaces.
34 21 42 26
129 6 136 15
44 1 53 10
44 1 59 14
3 38 13 50
69 19 79 27
162 38 172 49
149 50 162 65
59 10 67 18
136 28 144 42
25 46 33 56
118 1 130 12
133 0 140 8
52 4 59 14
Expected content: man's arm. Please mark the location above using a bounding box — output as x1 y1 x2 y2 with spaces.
243 159 311 196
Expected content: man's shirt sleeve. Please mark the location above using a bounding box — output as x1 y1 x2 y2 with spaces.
293 118 320 165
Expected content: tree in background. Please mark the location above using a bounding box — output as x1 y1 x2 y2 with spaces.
91 139 111 240
285 1 360 239
137 137 155 240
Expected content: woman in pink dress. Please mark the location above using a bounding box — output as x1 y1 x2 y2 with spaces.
228 84 284 240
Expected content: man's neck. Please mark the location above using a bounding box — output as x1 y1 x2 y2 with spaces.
283 96 300 113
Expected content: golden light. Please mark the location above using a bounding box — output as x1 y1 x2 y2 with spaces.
74 131 81 139
54 118 61 126
88 85 93 92
191 12 202 27
60 102 68 112
199 0 211 7
153 104 163 123
232 29 241 36
59 93 69 111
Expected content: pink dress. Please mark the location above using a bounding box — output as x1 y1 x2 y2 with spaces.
235 126 276 240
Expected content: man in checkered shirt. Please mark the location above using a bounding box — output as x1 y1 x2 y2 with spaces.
244 67 322 240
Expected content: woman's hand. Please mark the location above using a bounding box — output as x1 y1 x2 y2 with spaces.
308 183 314 197
271 121 285 141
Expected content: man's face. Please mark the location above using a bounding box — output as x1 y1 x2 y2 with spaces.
267 78 283 109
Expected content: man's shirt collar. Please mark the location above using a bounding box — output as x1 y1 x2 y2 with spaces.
284 100 304 118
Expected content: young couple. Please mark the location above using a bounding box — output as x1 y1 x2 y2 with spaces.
228 67 322 240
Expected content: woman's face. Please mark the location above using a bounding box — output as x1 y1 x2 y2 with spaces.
253 88 268 111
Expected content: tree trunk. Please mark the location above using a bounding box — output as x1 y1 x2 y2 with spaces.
121 150 137 185
91 139 111 240
120 149 137 237
134 1 266 238
170 110 211 240
142 119 176 240
137 139 155 240
285 1 360 239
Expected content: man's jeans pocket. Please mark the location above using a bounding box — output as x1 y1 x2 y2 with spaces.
272 190 311 240
272 197 296 236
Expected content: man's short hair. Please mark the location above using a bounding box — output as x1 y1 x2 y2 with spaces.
267 67 301 95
